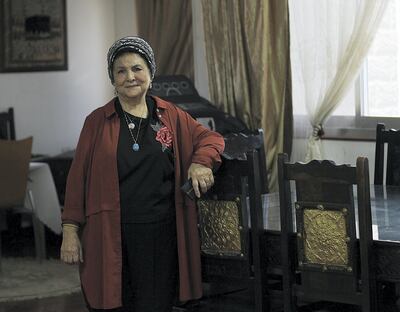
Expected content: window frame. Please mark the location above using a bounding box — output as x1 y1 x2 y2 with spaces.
295 65 400 142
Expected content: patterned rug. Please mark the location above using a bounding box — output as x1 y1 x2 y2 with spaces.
0 257 80 302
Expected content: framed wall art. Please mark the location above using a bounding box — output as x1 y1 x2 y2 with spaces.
0 0 67 72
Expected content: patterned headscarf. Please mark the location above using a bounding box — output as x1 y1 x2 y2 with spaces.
107 36 156 83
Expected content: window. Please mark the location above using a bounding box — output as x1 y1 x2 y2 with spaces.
292 1 400 140
322 0 400 139
363 0 400 118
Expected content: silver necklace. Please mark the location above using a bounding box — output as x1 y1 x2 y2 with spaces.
123 111 144 152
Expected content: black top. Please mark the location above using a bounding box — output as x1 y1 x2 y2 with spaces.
116 97 175 223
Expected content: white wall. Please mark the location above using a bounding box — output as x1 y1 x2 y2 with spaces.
0 0 116 155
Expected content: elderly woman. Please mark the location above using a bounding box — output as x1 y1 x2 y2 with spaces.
60 36 224 312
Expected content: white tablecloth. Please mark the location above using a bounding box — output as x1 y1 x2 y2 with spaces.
25 162 62 234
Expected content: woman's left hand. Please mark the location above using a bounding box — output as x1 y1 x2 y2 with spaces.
188 163 214 198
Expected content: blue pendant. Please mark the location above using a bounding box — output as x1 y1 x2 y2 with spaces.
132 143 140 151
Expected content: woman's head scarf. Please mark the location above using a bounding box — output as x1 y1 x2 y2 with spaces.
107 36 156 83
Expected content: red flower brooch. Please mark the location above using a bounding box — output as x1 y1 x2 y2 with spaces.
151 122 173 151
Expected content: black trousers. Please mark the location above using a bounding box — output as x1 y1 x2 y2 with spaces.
88 217 178 312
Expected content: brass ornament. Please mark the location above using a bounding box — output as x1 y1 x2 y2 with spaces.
302 208 348 267
198 200 242 256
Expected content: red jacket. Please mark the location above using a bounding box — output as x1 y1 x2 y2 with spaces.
62 96 225 309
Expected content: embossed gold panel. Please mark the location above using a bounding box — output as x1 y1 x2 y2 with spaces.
302 208 348 267
197 199 242 256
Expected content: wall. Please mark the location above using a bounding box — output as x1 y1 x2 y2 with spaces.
0 0 116 155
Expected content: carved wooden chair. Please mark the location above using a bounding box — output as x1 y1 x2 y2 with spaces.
0 137 46 271
0 108 15 140
278 153 376 312
197 145 268 312
374 123 400 185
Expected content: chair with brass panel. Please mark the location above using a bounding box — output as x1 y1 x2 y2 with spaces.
197 147 268 312
278 153 376 312
374 123 400 186
197 188 250 289
0 137 46 271
0 108 15 140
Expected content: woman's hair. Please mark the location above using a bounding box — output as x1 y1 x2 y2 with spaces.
107 36 156 83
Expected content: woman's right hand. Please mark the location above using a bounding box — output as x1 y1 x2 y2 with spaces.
60 224 83 264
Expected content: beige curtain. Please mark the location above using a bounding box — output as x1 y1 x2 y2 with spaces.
202 0 292 191
135 0 194 79
289 0 388 161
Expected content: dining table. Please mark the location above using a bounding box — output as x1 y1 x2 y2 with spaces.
27 162 61 235
260 184 400 284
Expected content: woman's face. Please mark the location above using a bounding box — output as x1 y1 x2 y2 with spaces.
113 52 151 102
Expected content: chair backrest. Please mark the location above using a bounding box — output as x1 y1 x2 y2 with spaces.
278 153 376 311
0 137 33 208
222 129 269 193
199 128 269 263
374 123 400 185
198 156 252 282
198 149 268 312
0 108 16 140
